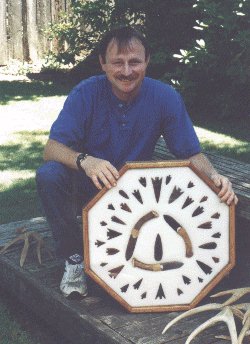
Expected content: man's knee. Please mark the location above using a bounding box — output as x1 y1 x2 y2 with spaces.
36 161 70 187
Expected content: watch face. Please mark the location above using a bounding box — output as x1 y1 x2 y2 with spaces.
83 161 235 313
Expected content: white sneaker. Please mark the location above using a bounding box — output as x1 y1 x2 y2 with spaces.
60 260 88 297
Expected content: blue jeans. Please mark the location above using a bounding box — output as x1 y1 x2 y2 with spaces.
36 161 98 258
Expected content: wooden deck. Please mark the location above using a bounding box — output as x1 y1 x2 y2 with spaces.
0 143 250 343
0 216 250 344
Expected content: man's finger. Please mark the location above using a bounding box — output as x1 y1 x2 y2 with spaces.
91 175 103 190
211 175 221 188
101 168 117 187
220 190 233 203
97 171 113 189
218 180 230 198
106 162 119 179
225 193 235 206
234 195 238 205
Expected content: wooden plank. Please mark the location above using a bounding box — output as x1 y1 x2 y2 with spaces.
0 217 250 343
0 0 8 65
36 0 52 57
7 0 24 61
26 0 39 62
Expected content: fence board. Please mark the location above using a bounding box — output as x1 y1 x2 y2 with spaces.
27 0 39 62
7 0 23 61
1 0 71 64
0 0 8 65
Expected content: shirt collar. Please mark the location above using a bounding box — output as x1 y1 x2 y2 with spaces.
105 77 145 110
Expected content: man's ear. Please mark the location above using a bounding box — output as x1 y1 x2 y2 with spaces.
146 54 150 67
99 55 106 71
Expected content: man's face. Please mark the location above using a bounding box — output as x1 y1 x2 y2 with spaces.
99 38 150 102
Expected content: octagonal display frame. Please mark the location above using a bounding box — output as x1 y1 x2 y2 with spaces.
83 160 235 313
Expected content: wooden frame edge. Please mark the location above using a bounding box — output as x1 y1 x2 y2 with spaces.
82 160 236 313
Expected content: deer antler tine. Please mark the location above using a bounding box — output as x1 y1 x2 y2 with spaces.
211 288 250 306
185 307 238 344
230 305 245 321
162 303 222 334
36 239 42 264
20 235 29 267
215 335 231 341
238 315 250 344
0 236 24 254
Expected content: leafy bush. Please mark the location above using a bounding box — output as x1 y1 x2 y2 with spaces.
172 0 250 119
46 0 250 119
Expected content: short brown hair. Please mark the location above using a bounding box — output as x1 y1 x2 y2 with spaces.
98 26 150 62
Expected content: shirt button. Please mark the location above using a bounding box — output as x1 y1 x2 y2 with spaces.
122 123 126 127
118 103 123 108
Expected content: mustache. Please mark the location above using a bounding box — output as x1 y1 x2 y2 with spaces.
117 75 135 81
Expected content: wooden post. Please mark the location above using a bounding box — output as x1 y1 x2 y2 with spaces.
7 0 24 61
36 0 51 58
0 0 8 65
26 0 39 62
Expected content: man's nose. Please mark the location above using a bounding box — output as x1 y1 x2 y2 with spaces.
121 62 132 75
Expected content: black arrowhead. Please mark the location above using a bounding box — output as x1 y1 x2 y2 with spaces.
199 242 217 249
95 240 105 247
154 234 163 261
106 248 120 255
111 216 126 225
182 196 194 209
156 283 166 299
192 206 204 217
133 278 143 290
119 190 129 199
107 229 122 240
108 265 124 279
121 284 129 293
198 221 212 229
212 232 221 238
169 186 184 204
196 260 212 275
182 275 191 285
139 177 147 187
151 177 162 203
132 190 143 204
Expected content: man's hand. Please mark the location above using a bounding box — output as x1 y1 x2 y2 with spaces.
211 174 238 205
81 156 119 190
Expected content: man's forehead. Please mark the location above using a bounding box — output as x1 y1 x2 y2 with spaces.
106 38 145 56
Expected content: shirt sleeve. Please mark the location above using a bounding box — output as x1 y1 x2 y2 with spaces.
49 85 89 151
162 89 201 159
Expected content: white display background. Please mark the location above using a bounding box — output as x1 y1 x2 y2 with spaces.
87 166 230 308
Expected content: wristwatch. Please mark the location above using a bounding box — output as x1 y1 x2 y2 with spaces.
76 153 89 171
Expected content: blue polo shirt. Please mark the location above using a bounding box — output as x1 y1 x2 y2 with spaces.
50 75 200 168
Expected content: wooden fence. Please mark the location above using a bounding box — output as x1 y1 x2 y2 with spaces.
0 0 71 65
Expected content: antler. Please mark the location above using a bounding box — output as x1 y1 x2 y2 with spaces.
211 288 250 306
162 303 223 334
0 227 53 266
238 307 250 344
186 306 238 344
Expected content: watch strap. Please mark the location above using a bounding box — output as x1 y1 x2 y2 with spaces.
76 153 89 171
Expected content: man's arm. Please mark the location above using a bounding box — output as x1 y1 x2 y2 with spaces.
189 152 238 205
43 139 119 190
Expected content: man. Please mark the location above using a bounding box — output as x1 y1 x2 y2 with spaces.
36 26 238 298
